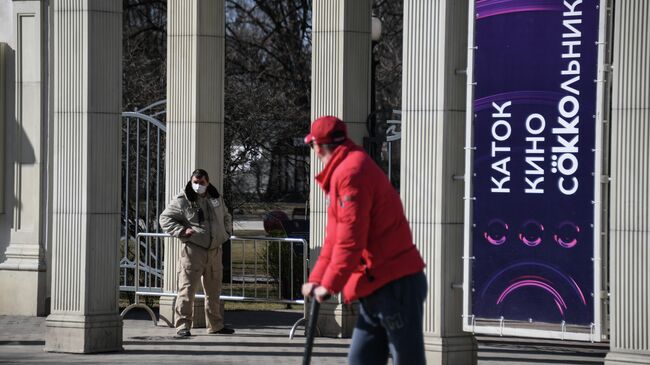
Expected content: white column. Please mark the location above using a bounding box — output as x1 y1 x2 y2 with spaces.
159 0 225 328
0 41 5 209
44 0 123 353
310 0 371 338
401 1 475 364
605 0 650 363
0 0 48 317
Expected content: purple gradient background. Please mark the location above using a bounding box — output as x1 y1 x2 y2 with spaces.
476 0 565 19
471 0 600 325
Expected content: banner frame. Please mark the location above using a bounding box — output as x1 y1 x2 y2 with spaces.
462 0 609 342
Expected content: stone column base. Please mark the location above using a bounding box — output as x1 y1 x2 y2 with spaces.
158 296 175 327
157 296 208 329
45 313 123 353
424 334 477 365
0 269 47 316
315 301 357 338
605 350 650 365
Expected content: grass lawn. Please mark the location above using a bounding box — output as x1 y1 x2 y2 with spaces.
224 301 303 312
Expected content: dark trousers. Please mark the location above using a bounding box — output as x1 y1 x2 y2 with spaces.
348 271 428 365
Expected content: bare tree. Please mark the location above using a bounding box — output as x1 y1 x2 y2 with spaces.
373 0 403 112
121 0 404 206
123 0 167 111
223 0 312 210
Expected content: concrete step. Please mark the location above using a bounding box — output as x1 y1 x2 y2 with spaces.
477 335 609 364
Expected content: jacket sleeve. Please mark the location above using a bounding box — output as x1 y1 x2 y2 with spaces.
159 197 187 238
319 172 371 294
307 235 332 284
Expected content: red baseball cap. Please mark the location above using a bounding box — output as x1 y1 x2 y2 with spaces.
304 115 348 145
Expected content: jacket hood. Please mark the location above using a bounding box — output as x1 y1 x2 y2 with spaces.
184 181 221 202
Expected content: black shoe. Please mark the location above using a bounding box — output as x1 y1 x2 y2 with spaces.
212 326 235 335
177 329 191 337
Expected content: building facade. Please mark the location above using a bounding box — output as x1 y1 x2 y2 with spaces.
0 0 648 363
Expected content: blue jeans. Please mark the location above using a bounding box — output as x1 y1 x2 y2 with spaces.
348 272 427 365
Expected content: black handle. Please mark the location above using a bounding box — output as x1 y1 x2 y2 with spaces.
303 298 321 365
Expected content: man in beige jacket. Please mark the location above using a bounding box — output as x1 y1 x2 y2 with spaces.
159 169 234 337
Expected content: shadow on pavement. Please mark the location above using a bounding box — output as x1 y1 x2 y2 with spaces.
123 340 348 348
126 349 346 357
121 307 304 330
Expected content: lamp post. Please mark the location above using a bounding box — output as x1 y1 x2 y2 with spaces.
367 16 382 160
371 16 383 117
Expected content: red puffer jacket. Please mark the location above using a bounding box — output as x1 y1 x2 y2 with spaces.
309 140 425 302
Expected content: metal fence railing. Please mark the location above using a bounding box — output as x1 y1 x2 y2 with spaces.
120 232 310 338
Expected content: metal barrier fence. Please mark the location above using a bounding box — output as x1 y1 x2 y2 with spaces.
120 232 309 338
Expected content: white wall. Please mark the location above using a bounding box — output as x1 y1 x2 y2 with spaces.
0 0 12 44
0 0 14 263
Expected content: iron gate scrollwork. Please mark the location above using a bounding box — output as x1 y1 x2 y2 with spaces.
120 100 167 295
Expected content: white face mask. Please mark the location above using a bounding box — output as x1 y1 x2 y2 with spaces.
192 183 207 194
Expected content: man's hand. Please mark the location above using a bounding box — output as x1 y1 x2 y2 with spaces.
302 282 332 303
302 282 317 298
184 228 195 237
313 286 331 303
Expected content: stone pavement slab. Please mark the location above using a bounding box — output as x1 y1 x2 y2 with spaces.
0 310 351 365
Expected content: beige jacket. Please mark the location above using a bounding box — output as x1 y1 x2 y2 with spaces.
159 182 232 250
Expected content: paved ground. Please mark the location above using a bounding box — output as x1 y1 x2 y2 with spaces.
0 310 611 365
0 309 351 365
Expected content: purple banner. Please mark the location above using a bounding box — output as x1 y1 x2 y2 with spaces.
472 0 599 326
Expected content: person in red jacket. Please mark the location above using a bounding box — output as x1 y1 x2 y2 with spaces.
301 115 427 365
